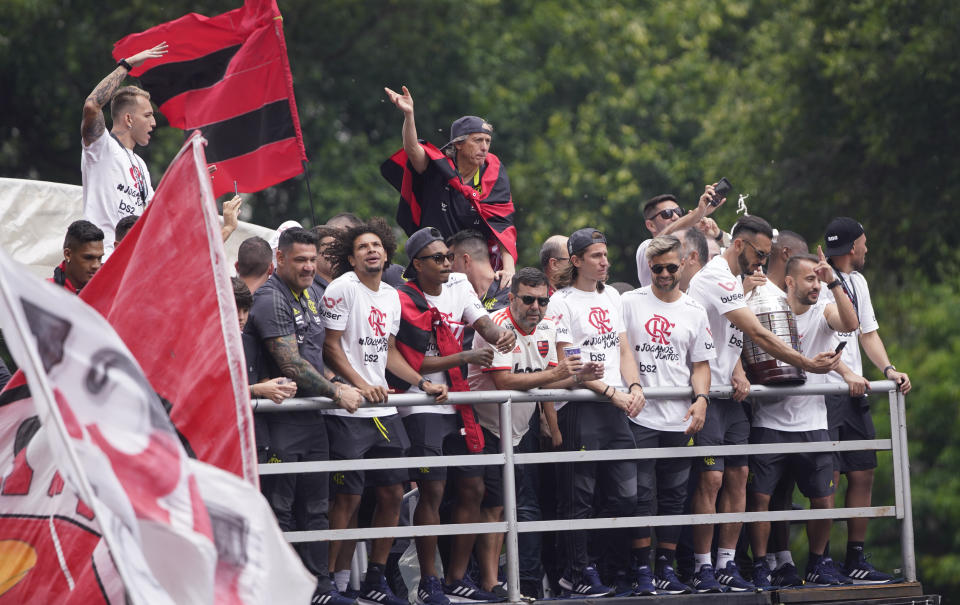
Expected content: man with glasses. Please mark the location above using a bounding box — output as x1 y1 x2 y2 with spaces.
635 187 727 287
392 227 516 605
685 216 842 592
467 267 601 598
539 235 570 293
621 235 715 595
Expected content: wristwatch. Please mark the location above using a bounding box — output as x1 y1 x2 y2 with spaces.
117 58 133 71
692 393 710 405
826 279 842 289
417 377 428 390
883 365 897 378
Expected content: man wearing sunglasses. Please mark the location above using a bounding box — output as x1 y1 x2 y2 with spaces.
635 186 728 287
684 216 843 593
467 267 602 598
392 227 517 605
620 235 715 595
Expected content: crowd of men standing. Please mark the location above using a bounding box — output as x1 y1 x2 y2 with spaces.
35 42 914 604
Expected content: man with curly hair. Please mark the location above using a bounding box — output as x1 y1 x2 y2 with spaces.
321 218 449 605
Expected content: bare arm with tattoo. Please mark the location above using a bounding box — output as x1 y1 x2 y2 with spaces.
265 333 362 413
82 42 168 146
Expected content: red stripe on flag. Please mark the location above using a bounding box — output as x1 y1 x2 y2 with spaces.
158 28 288 129
208 137 304 197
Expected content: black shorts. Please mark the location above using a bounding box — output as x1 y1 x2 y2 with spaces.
479 428 507 508
326 414 409 494
403 412 483 482
747 427 835 499
825 394 878 472
694 398 750 471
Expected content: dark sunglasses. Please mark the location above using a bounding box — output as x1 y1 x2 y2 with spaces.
416 252 455 264
519 295 551 307
743 239 770 262
650 263 680 275
648 207 685 221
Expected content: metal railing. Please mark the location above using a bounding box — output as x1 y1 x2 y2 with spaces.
254 381 913 602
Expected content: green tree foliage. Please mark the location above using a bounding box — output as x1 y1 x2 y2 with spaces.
2 0 958 596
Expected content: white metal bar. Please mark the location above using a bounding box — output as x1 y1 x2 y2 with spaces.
896 389 917 582
499 398 522 604
283 506 896 542
888 391 905 517
257 440 892 475
252 381 899 411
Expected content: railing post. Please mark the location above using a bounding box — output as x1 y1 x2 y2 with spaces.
895 389 917 582
499 397 522 604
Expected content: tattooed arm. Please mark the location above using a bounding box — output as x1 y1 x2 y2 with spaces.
81 42 169 146
265 334 362 413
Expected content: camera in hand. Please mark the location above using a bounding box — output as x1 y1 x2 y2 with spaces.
711 177 732 206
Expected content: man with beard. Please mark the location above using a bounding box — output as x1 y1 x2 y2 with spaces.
467 267 601 598
321 218 449 605
245 227 364 604
392 227 516 605
746 251 860 588
822 217 911 583
546 228 645 597
52 220 104 294
621 235 715 595
685 216 842 593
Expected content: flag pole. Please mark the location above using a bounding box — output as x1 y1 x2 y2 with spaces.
302 160 319 226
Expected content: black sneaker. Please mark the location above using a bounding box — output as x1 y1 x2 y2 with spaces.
716 561 756 592
751 561 773 591
771 563 802 588
843 552 894 584
314 586 360 605
558 566 614 598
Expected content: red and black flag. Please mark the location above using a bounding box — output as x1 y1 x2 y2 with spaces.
112 0 307 197
381 142 518 266
388 282 485 453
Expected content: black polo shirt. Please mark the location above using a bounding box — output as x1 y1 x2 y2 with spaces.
246 273 327 422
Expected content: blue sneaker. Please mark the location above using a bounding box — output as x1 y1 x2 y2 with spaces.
632 565 656 596
444 576 503 603
558 566 614 598
418 576 451 605
359 573 409 605
716 561 756 592
314 586 359 605
751 561 773 591
805 558 843 586
653 565 691 595
843 552 894 584
823 557 853 585
689 564 723 593
771 563 802 588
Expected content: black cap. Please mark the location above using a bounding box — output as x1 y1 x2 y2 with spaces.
824 217 865 257
567 228 607 256
403 227 445 279
440 116 493 151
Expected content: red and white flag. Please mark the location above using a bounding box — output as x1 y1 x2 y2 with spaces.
0 134 314 603
79 131 257 483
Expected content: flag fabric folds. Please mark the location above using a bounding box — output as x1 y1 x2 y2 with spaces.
78 132 258 483
381 141 518 265
0 135 315 603
112 0 307 197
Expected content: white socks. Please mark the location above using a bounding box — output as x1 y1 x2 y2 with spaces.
694 553 712 572
334 569 351 592
716 548 736 570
